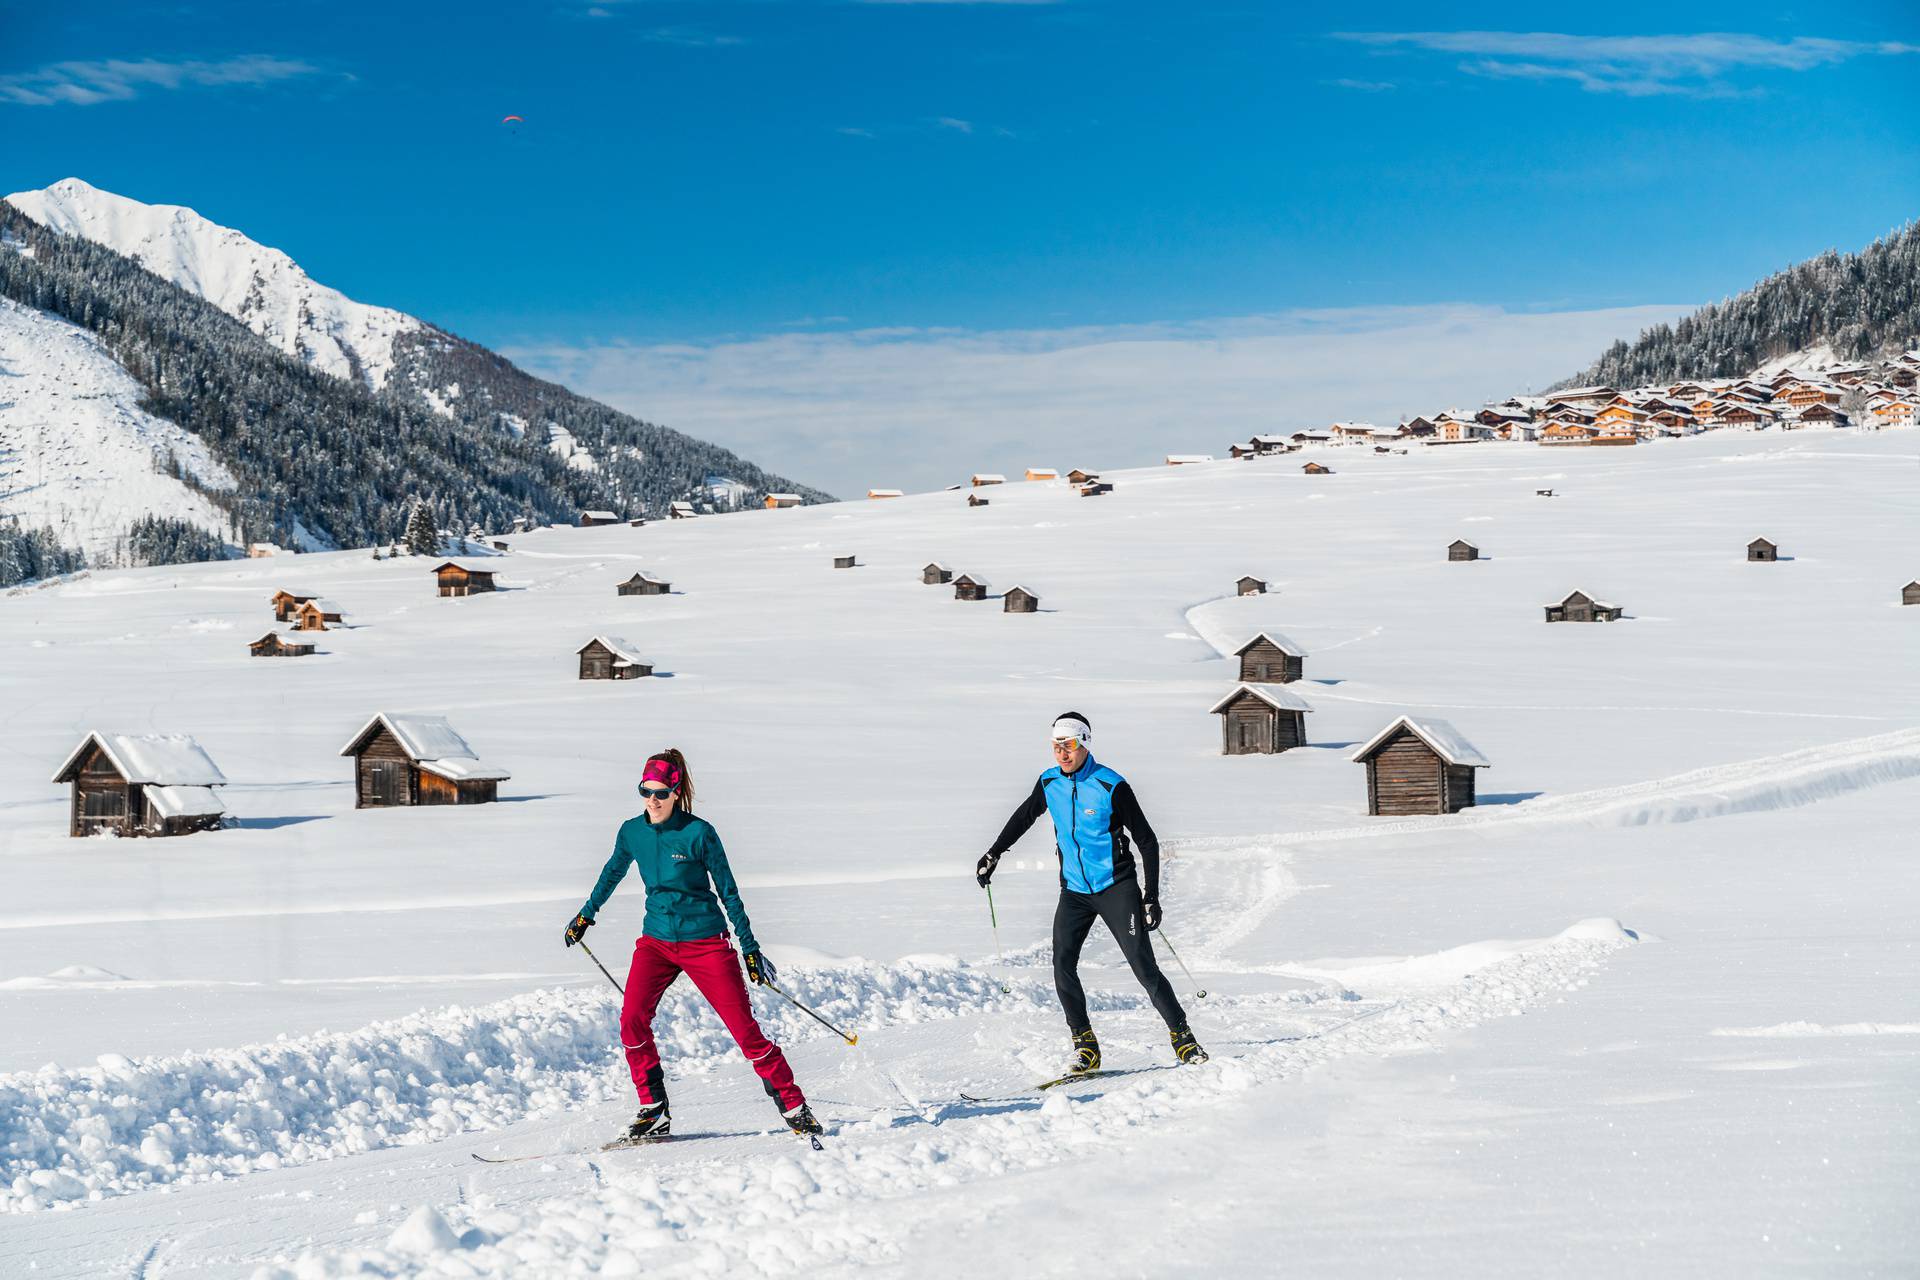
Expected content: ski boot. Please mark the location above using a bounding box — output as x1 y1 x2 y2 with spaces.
1068 1028 1101 1075
626 1100 671 1141
781 1102 824 1137
1170 1025 1209 1065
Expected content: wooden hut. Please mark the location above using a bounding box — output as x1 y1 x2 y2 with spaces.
1025 468 1059 482
491 540 511 552
1903 581 1920 606
616 572 671 596
1747 537 1779 562
1351 715 1489 816
1003 585 1040 613
1067 469 1099 485
291 599 343 631
434 562 497 597
868 489 904 500
580 510 621 527
1209 684 1312 755
52 732 228 837
1303 462 1333 475
970 474 1006 487
249 631 315 657
339 712 508 808
968 494 991 508
833 555 858 569
954 573 993 602
270 590 314 622
1236 575 1268 596
1447 539 1480 562
1079 482 1114 497
669 501 697 519
578 636 652 680
1234 632 1306 684
765 493 802 509
923 562 954 585
1544 590 1622 623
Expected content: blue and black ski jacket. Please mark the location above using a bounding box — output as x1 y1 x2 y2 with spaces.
986 755 1162 897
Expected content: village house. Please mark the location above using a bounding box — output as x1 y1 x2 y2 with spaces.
339 712 509 808
1291 429 1334 445
1329 422 1378 446
1544 590 1622 623
1399 416 1437 438
249 631 315 657
1539 422 1596 445
1869 399 1918 429
1234 632 1306 683
764 493 803 509
433 562 497 597
270 590 314 621
1351 715 1489 816
1003 586 1040 613
577 636 652 680
1545 385 1620 408
1210 684 1312 755
53 731 228 838
1787 404 1850 428
616 571 671 596
1715 403 1774 430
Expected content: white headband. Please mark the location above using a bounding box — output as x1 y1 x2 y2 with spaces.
1050 716 1091 745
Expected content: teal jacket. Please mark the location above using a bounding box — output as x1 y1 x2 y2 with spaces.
579 809 758 953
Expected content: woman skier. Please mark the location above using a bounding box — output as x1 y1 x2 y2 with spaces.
565 748 822 1140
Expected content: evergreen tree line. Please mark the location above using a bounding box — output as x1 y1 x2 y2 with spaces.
0 517 86 588
0 202 832 571
1557 221 1920 390
119 514 231 567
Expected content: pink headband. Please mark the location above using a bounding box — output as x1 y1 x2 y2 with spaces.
642 757 682 790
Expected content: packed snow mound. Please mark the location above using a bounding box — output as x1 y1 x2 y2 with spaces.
0 295 234 559
1710 1021 1920 1038
6 178 420 391
1288 918 1639 989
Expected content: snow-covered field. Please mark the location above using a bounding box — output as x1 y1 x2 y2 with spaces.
2 430 1917 1276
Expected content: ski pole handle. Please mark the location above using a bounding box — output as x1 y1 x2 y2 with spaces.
763 979 859 1046
1158 932 1208 1000
577 939 625 996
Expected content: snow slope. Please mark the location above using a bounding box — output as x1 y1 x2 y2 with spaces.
1 430 1916 1275
0 295 234 559
6 178 420 391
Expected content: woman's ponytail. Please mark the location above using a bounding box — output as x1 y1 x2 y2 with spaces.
647 748 694 813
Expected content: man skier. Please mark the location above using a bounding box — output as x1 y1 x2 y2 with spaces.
976 711 1208 1073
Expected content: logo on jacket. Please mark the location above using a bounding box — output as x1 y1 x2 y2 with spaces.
1084 808 1095 815
670 851 695 862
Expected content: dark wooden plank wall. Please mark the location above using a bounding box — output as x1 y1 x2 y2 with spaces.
1366 730 1444 815
1239 641 1303 683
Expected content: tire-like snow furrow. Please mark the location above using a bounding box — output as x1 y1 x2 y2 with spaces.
257 920 1638 1278
0 957 1142 1213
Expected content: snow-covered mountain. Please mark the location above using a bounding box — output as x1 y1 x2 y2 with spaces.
6 179 418 392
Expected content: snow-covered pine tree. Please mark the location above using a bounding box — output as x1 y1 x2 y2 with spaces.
404 501 438 557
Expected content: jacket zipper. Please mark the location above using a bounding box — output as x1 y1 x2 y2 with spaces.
1068 774 1093 892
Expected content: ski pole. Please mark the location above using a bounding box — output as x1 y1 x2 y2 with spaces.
762 980 859 1046
984 884 1013 994
576 939 625 996
1157 931 1208 1000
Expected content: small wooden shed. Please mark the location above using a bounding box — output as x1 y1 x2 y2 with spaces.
1209 684 1312 755
578 635 653 680
617 572 672 596
1025 468 1059 482
340 712 509 808
270 590 314 622
1544 590 1622 623
1003 585 1040 613
1303 462 1333 475
434 562 497 597
868 489 904 500
968 494 991 508
491 540 511 552
954 573 994 602
1903 581 1920 606
250 631 315 657
1079 482 1114 497
1067 469 1099 485
765 493 803 509
1236 575 1268 596
833 555 858 569
1747 537 1779 562
1234 631 1306 684
923 562 954 585
1351 715 1489 815
52 732 228 837
1447 540 1480 562
580 510 621 527
669 501 697 519
291 599 343 631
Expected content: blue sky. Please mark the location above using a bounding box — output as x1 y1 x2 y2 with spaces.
5 2 1918 490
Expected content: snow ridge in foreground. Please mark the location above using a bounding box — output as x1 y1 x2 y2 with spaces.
257 920 1638 1278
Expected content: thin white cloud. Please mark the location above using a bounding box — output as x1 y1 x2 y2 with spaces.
934 116 974 133
1327 78 1396 92
504 303 1691 497
1334 31 1920 96
640 26 747 47
0 55 321 107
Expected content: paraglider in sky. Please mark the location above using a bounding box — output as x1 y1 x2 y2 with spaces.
501 114 524 126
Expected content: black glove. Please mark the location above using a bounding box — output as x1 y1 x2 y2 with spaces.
564 913 593 947
976 851 1000 888
1142 897 1162 932
744 950 777 986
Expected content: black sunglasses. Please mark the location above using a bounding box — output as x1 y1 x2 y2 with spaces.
638 784 675 800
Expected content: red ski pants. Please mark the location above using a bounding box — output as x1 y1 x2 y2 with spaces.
619 934 804 1112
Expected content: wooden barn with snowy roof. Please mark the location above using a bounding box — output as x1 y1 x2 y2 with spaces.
922 562 954 585
578 636 653 680
433 562 497 597
291 598 343 631
270 590 314 622
954 573 993 602
617 571 672 596
1352 715 1489 815
1003 585 1040 613
1448 539 1480 562
1210 684 1312 755
52 732 228 837
249 631 315 658
1234 632 1306 684
340 713 509 808
1903 581 1920 606
1236 575 1269 596
1747 537 1779 562
1544 590 1621 623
